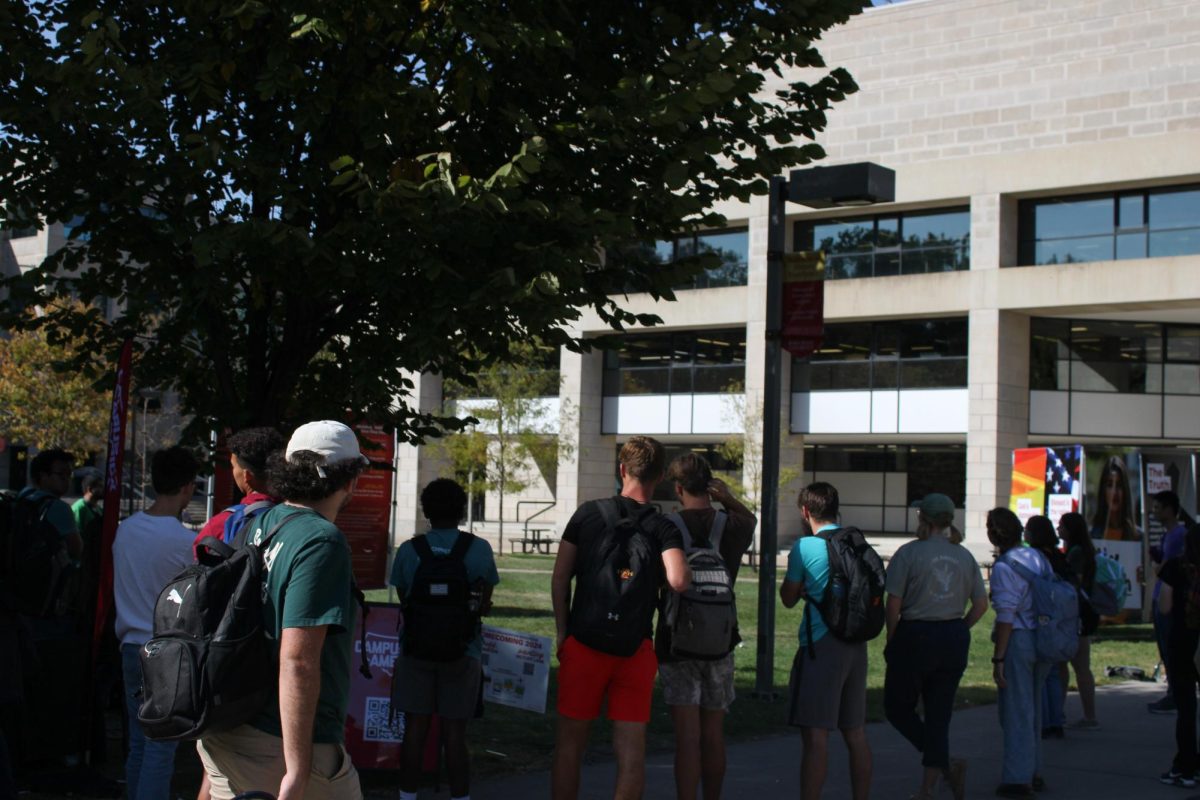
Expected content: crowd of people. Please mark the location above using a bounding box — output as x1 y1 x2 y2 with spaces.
1 429 1197 800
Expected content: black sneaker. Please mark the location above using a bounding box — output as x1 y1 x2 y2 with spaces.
1150 695 1178 714
1160 769 1197 788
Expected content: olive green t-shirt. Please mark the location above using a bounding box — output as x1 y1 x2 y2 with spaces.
885 535 986 622
248 504 357 744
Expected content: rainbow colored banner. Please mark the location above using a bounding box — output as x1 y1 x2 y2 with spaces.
1010 445 1084 527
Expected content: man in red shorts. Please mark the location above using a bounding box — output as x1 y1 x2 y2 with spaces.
550 436 691 800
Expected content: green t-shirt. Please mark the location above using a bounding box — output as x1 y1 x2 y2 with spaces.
71 498 101 539
248 504 357 744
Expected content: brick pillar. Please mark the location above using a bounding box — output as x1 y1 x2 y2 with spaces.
554 345 615 531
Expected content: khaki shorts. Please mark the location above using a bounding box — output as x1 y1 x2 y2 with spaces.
197 724 361 800
391 655 481 720
787 635 868 730
658 653 736 711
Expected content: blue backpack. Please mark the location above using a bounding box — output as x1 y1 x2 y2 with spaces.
220 499 275 546
1003 551 1080 662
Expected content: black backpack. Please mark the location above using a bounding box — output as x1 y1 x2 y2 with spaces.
0 493 75 618
806 526 886 652
660 511 737 660
568 498 661 658
137 508 376 741
402 533 479 662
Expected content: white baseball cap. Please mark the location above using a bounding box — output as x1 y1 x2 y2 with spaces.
285 421 370 472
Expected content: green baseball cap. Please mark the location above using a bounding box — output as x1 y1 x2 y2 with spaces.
912 493 956 524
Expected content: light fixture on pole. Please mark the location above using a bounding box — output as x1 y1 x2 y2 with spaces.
754 162 895 698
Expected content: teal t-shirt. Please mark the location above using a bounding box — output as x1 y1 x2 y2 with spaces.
18 487 77 538
248 504 357 744
784 525 837 646
389 529 500 660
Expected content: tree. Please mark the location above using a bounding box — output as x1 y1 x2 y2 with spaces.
432 339 572 551
0 0 867 442
0 302 111 454
716 381 799 515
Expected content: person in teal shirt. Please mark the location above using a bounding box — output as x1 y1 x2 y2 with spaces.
780 482 872 800
390 478 499 800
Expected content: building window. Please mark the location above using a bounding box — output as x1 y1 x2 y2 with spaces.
794 207 970 280
1030 318 1200 396
803 444 966 536
792 318 968 392
612 228 749 290
603 329 746 397
1017 185 1200 266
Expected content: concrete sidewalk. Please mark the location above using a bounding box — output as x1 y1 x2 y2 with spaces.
468 680 1182 798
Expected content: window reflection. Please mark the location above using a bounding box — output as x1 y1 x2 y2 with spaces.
797 207 970 280
792 318 968 391
602 329 747 397
1030 318 1200 396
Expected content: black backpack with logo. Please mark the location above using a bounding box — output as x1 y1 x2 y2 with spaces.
402 532 479 662
660 511 737 660
806 526 887 652
568 498 661 658
0 493 75 618
137 514 296 740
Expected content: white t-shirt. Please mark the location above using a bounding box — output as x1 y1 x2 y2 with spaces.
113 511 195 646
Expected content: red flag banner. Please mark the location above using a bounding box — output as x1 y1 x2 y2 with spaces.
93 339 133 655
781 251 826 359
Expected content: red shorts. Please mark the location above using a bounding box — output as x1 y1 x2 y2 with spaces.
556 636 657 722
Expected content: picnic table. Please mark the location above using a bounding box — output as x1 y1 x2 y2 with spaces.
510 528 558 555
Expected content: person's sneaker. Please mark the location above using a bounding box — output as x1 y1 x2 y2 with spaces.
1149 695 1178 714
1066 717 1101 730
944 758 967 800
995 784 1034 798
1160 769 1197 788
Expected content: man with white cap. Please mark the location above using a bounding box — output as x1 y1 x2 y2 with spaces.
197 421 370 800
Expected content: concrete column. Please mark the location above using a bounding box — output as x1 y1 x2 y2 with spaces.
393 371 446 549
554 345 615 531
965 309 1030 556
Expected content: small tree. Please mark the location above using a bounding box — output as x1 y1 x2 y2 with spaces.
717 381 799 515
0 301 110 454
434 340 571 551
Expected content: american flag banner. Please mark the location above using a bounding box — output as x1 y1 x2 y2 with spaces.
1044 445 1084 526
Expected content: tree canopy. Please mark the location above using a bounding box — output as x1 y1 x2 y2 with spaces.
0 0 866 442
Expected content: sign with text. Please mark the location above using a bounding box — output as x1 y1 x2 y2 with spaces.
1009 445 1084 528
481 625 552 714
338 425 396 588
344 603 403 768
780 251 825 359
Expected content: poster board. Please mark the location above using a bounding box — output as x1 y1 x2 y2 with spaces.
344 603 404 768
338 425 396 588
481 625 552 714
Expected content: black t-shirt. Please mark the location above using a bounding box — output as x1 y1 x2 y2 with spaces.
1160 556 1196 644
562 496 684 640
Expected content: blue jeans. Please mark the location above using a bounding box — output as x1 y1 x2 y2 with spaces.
997 629 1051 785
122 644 178 800
1041 664 1065 729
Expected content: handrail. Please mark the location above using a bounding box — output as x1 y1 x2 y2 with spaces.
517 499 556 537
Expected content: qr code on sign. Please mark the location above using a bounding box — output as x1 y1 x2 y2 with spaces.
363 696 404 743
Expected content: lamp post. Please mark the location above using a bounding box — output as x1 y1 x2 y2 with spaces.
754 163 895 698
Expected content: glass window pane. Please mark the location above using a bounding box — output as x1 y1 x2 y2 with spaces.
1115 232 1146 260
901 319 968 358
904 247 961 274
1034 237 1114 265
602 369 621 396
813 324 872 362
873 360 898 389
905 447 966 507
792 361 812 392
1070 360 1148 393
874 251 900 276
1118 194 1145 229
693 365 744 393
621 368 669 395
875 323 901 359
618 335 675 368
876 218 899 249
1167 327 1200 362
1165 363 1200 395
1068 320 1162 362
900 359 967 388
826 254 872 280
1030 318 1070 390
655 240 674 262
1149 187 1200 230
812 219 874 255
811 363 870 391
902 210 970 248
1032 197 1115 238
696 230 749 288
692 331 745 365
670 368 693 394
1149 229 1200 258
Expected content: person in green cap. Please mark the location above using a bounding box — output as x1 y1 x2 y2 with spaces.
883 493 989 800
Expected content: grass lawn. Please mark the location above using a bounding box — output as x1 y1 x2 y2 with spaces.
366 552 1161 779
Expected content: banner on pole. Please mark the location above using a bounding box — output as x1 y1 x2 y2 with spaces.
93 339 133 654
780 251 825 359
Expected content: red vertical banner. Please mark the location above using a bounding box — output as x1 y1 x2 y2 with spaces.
781 251 826 359
344 603 403 767
337 425 396 589
93 339 133 655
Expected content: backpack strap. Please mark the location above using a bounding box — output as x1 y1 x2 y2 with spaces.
666 512 693 550
448 531 476 563
1002 551 1039 584
596 497 623 535
710 511 727 552
412 534 434 562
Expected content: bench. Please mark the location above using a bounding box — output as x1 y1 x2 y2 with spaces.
509 528 558 555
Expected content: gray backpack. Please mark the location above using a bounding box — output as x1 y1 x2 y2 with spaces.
661 511 737 660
